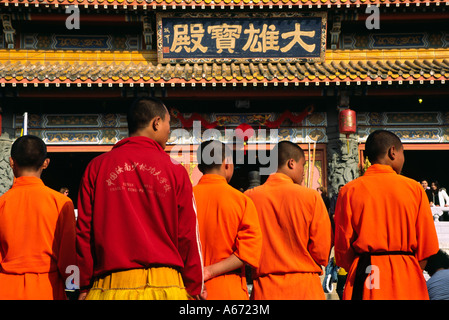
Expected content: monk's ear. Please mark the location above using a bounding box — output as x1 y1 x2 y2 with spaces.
152 116 161 132
223 163 234 182
9 157 14 170
387 146 396 161
41 158 50 170
287 158 295 170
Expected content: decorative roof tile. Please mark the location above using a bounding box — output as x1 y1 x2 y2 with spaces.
0 0 446 7
0 49 448 86
0 58 448 86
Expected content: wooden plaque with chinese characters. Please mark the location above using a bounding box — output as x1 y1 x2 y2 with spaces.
156 12 327 63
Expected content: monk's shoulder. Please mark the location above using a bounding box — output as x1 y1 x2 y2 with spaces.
396 173 419 184
201 183 254 213
290 183 320 197
396 174 423 192
225 183 252 201
339 173 373 193
0 188 12 207
342 172 421 195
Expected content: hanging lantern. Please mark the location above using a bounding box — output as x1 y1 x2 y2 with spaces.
235 123 254 142
338 108 357 135
339 108 356 153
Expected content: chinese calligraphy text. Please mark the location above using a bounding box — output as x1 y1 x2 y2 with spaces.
157 13 327 63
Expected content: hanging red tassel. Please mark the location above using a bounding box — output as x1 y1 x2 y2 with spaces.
236 123 254 155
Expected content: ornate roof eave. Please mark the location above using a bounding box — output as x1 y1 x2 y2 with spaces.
0 49 449 87
1 74 447 88
0 0 447 8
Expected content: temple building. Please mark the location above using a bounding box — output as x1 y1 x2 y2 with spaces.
0 0 448 204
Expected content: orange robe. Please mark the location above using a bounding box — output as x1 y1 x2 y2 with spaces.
193 174 262 300
334 164 439 300
245 173 332 300
0 176 76 300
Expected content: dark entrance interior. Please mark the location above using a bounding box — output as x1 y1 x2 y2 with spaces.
228 147 272 192
41 152 101 208
401 150 449 189
41 149 271 206
40 149 449 206
229 163 269 192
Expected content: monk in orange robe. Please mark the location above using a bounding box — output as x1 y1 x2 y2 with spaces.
334 130 439 300
0 135 76 300
245 141 332 300
193 140 262 300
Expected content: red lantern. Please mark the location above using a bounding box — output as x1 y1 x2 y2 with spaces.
235 123 254 142
339 108 357 135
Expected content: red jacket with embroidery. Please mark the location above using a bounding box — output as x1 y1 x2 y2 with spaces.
76 136 203 295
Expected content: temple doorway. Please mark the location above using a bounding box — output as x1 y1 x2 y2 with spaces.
41 142 329 207
41 152 101 208
401 150 449 189
229 160 270 192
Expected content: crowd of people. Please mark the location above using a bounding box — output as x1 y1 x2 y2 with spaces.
0 97 445 300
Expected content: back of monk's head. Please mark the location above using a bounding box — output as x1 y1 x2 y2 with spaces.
11 135 47 170
197 140 231 174
127 96 168 135
365 130 403 164
275 140 305 169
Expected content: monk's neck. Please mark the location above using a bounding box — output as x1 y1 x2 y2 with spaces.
203 171 226 179
14 169 43 179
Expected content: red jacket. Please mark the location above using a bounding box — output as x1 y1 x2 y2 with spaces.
76 136 203 296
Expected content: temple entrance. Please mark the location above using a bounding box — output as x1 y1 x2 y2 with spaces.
401 150 449 189
229 161 270 192
360 145 449 190
41 152 101 208
40 143 328 206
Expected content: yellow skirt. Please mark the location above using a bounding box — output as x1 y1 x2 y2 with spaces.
86 267 191 300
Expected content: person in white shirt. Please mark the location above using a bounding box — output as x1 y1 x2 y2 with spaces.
430 181 449 207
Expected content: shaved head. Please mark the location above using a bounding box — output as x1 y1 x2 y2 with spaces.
197 140 232 174
365 130 403 164
11 135 47 170
127 97 168 135
275 141 305 169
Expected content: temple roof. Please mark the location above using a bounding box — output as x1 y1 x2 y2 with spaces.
0 0 446 8
1 49 449 86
